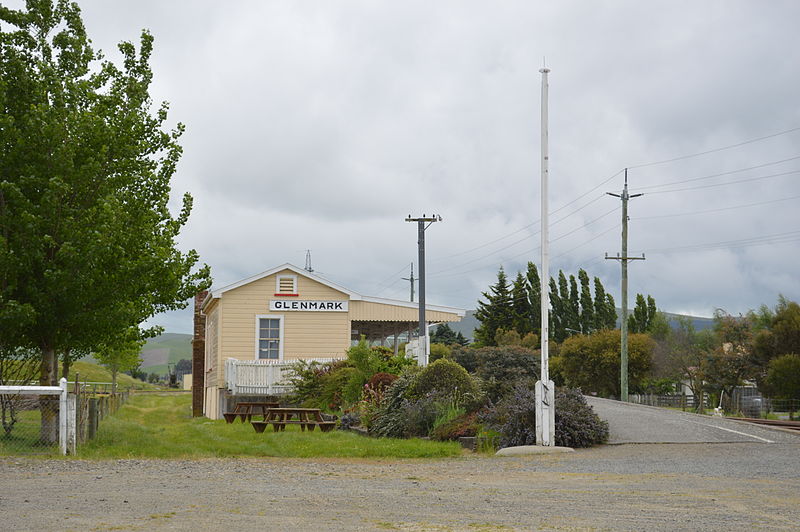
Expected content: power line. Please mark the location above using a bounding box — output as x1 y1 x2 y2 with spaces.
644 169 800 195
634 194 800 220
428 205 619 278
429 191 607 265
634 154 800 191
628 126 800 170
371 263 415 293
642 229 800 255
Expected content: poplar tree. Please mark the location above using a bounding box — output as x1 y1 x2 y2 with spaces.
593 277 617 330
0 2 210 439
549 276 564 342
578 269 594 334
567 274 580 334
525 261 541 338
628 294 658 333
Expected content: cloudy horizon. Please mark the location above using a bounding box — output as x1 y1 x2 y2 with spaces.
12 0 798 333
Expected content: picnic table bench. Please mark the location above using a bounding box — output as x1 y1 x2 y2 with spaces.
224 401 280 423
251 408 337 433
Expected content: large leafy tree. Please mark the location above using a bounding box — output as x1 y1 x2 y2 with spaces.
93 327 144 391
0 2 210 438
557 329 654 398
474 267 513 346
751 297 800 387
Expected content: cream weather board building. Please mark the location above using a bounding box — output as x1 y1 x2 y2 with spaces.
198 263 464 419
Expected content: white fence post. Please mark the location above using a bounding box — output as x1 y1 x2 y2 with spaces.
59 378 67 455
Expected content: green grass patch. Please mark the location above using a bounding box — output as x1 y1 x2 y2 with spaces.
79 393 461 459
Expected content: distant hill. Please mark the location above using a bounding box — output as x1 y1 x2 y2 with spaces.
139 332 192 376
443 309 714 343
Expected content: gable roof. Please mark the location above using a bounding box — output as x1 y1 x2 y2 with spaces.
201 263 464 316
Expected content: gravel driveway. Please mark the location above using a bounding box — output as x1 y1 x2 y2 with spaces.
2 441 799 531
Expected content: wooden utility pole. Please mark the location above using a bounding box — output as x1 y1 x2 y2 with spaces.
405 215 441 365
606 169 644 402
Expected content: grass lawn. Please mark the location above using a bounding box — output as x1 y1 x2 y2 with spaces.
78 393 462 459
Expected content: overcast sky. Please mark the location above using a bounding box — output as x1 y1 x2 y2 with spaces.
25 1 800 332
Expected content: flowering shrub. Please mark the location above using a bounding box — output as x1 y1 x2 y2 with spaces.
553 388 609 448
479 384 608 448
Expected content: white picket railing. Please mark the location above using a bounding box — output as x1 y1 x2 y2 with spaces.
224 357 345 395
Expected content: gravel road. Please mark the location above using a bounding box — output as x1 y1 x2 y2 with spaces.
3 441 799 531
584 396 800 444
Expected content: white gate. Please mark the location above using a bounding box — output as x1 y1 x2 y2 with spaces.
0 378 75 455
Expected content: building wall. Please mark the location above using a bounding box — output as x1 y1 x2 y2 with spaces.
204 300 220 389
218 269 351 371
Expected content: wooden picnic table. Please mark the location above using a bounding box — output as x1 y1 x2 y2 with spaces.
224 401 280 423
251 408 337 433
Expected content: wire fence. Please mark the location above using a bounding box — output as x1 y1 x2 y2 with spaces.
0 380 130 456
0 394 61 455
628 393 800 419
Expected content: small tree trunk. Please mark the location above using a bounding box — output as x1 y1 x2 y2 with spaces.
61 353 71 383
39 346 58 444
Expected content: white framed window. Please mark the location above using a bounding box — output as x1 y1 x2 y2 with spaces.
255 314 284 360
275 274 297 295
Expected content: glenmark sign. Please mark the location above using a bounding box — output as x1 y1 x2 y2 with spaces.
270 300 348 312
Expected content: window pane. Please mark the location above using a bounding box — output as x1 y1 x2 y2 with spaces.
268 319 280 328
267 329 279 338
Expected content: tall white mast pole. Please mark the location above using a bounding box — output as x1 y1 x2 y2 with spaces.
536 66 554 447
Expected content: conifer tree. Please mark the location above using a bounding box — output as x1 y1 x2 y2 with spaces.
511 272 532 336
474 267 513 346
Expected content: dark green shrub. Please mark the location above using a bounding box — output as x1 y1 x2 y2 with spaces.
285 359 352 408
410 359 479 402
472 346 540 403
452 346 540 402
452 346 479 373
317 366 358 410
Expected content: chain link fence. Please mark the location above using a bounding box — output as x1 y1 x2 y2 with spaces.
0 392 62 455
